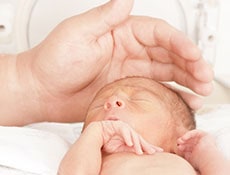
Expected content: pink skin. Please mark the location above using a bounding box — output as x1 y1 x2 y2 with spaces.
58 118 163 175
99 98 163 155
177 129 230 175
99 120 163 155
7 0 213 126
84 84 174 152
0 0 214 127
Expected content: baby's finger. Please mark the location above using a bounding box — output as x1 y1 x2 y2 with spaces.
120 127 134 147
178 130 199 143
130 131 143 155
139 137 163 154
177 137 186 145
139 137 156 154
151 145 164 152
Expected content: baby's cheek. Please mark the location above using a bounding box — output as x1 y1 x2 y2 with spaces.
85 111 104 126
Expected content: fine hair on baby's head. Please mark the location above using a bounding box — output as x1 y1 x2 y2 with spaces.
132 76 195 130
146 78 196 131
127 76 194 130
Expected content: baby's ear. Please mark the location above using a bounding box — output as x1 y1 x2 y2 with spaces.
173 141 184 157
172 130 187 155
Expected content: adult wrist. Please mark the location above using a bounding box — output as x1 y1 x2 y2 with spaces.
0 51 44 125
17 50 45 124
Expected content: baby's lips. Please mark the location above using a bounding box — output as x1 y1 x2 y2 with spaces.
104 115 119 121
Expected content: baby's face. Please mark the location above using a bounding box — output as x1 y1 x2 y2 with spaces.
84 78 174 149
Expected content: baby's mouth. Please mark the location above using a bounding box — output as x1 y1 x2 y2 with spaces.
104 115 119 121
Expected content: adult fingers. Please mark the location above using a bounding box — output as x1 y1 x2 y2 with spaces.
163 82 204 110
73 0 134 38
176 90 203 110
131 17 201 61
130 17 214 88
147 47 214 83
150 61 213 96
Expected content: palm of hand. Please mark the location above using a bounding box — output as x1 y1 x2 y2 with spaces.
29 0 213 121
33 14 210 97
36 17 154 91
31 16 159 120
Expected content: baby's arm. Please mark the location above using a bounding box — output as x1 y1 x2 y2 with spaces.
177 129 230 175
58 122 103 175
58 121 162 175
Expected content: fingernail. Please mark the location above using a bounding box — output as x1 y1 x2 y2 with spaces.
138 149 143 155
149 148 156 154
158 148 164 152
154 147 163 152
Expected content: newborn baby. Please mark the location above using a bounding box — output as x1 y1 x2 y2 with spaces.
58 77 229 175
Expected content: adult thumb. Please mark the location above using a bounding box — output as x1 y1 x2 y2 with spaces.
74 0 134 37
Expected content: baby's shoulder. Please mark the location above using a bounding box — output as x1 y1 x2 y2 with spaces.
101 152 197 175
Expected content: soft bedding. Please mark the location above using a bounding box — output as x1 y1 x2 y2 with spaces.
0 104 229 175
0 123 83 175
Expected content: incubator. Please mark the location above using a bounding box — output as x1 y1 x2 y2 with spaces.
0 0 229 103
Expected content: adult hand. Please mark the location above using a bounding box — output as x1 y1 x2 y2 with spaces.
19 0 213 122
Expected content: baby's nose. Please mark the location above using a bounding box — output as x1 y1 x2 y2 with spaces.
104 97 125 111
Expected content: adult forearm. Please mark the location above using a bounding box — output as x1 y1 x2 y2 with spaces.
0 53 43 126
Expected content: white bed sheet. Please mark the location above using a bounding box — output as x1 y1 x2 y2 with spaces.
0 123 83 175
0 104 229 175
196 104 230 158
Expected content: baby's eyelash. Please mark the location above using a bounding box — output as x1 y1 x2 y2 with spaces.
130 98 153 106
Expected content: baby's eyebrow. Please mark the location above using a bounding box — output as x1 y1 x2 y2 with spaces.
132 89 164 104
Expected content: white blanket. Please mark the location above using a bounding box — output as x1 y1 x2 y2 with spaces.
0 123 83 175
196 104 230 158
0 105 229 175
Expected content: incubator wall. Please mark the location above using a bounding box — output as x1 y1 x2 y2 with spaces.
0 0 229 104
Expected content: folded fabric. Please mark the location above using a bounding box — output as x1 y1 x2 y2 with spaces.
0 125 71 175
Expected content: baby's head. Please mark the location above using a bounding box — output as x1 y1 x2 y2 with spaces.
84 76 195 153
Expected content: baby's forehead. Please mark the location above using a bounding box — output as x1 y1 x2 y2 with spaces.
98 77 165 96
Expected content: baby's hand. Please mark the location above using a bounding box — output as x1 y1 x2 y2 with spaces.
177 129 217 170
100 120 163 155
